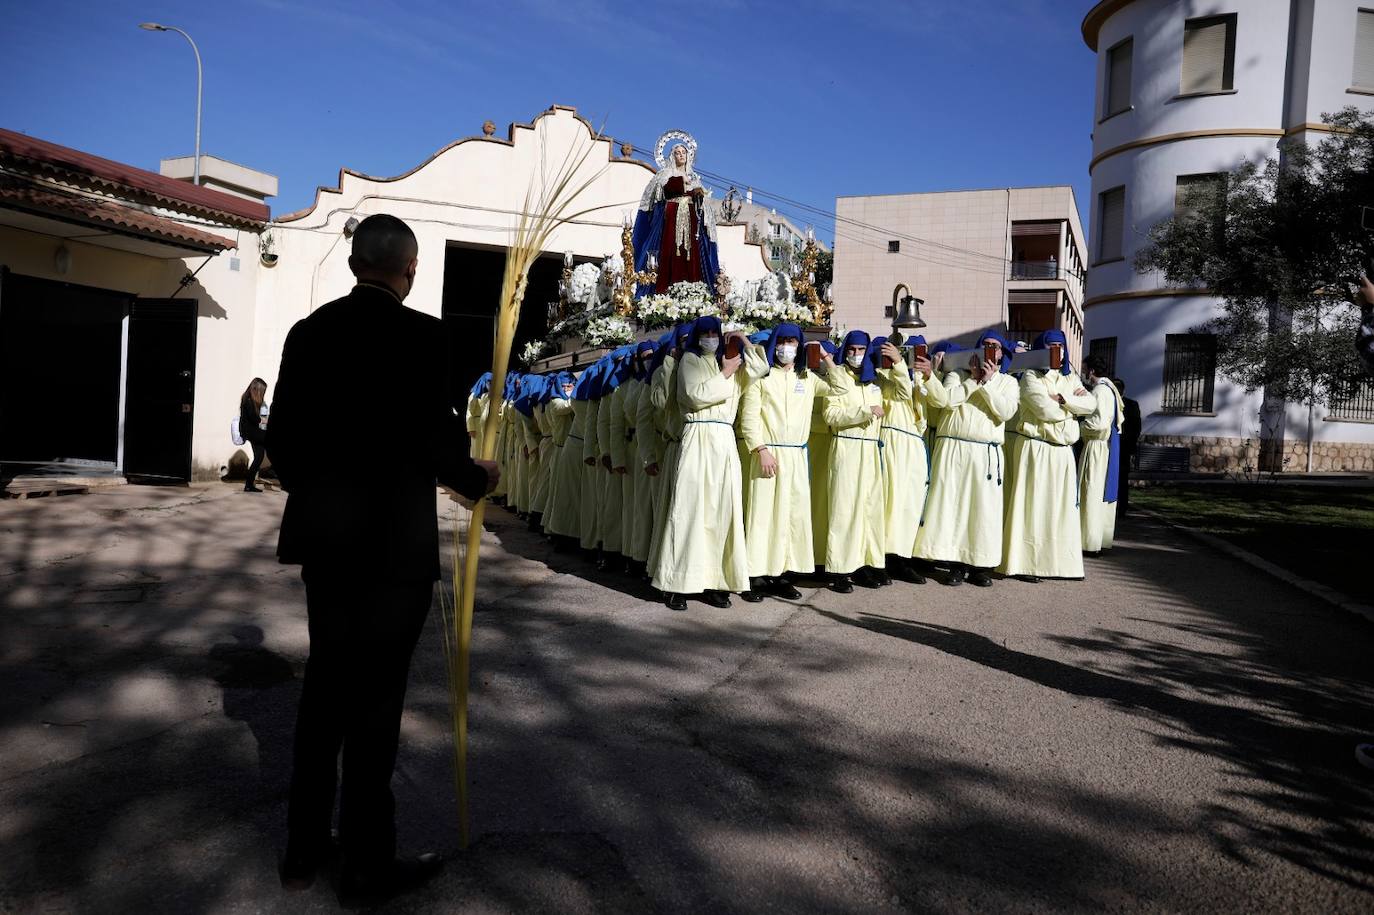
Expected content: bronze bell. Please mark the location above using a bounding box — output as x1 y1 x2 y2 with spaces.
890 284 926 344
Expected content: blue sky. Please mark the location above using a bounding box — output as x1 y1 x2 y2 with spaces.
0 0 1097 243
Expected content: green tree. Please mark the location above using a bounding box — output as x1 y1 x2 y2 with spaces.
1134 107 1373 413
813 248 834 290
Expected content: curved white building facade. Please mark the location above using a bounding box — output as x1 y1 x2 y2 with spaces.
1083 0 1374 472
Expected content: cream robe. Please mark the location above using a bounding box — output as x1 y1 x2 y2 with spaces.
650 348 767 594
646 356 684 572
598 382 631 555
543 397 582 538
466 392 489 459
807 392 834 569
511 409 537 512
999 370 1097 578
914 370 1020 568
824 370 887 575
876 366 929 560
579 398 605 549
739 363 845 578
612 379 646 559
490 400 511 499
1078 379 1124 553
530 403 554 515
627 374 662 562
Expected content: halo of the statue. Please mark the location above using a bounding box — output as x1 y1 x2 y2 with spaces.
654 130 698 169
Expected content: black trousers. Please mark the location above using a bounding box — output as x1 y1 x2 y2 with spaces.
286 570 434 869
247 439 266 485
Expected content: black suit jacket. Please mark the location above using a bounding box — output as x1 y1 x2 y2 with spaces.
267 283 488 581
1122 396 1142 467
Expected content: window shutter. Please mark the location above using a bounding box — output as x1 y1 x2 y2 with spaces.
1175 173 1225 217
1182 17 1234 94
1106 39 1133 115
1098 187 1125 262
1355 10 1374 89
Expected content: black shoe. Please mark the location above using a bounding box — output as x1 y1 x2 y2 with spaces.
666 593 687 611
872 568 893 587
851 568 882 589
829 575 854 594
942 566 966 587
339 853 443 907
740 589 764 603
769 579 803 600
968 570 994 587
889 562 926 585
1084 550 1101 558
594 552 610 571
1015 574 1042 584
702 590 732 608
244 483 262 493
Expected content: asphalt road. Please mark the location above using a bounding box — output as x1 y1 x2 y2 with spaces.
2 484 1372 913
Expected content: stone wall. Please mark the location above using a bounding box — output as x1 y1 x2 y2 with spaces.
1140 434 1374 473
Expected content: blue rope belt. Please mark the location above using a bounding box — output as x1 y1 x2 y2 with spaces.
934 434 1002 485
834 433 884 469
880 424 923 438
684 419 735 429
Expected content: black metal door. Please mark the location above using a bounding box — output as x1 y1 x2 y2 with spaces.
123 298 198 483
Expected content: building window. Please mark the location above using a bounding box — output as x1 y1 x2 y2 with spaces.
1354 9 1374 90
1161 334 1217 413
1175 173 1227 217
1096 186 1125 263
1181 14 1237 95
887 240 900 253
1088 336 1118 377
771 224 782 237
1329 376 1374 421
1104 37 1133 118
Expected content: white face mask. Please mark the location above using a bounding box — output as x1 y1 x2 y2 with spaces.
776 344 798 364
699 336 721 355
846 352 865 369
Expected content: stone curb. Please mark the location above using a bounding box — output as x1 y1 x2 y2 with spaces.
1137 509 1374 625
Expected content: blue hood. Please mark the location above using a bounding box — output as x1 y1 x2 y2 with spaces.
839 330 876 384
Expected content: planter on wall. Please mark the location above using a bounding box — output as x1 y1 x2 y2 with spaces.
260 253 278 268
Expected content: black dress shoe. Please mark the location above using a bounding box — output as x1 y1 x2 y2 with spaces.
829 575 854 594
769 579 803 600
942 566 966 587
244 483 262 493
968 569 994 587
1015 574 1042 584
872 568 893 587
889 562 926 584
740 589 764 603
339 853 443 907
702 590 732 608
851 568 882 589
279 838 339 891
666 593 688 611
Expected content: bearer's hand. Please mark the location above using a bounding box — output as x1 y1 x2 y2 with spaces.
880 342 902 366
1055 393 1067 405
978 359 997 382
1359 275 1374 307
584 456 596 466
757 447 778 479
1073 388 1088 398
645 462 660 477
522 446 530 460
475 459 500 494
601 455 612 471
613 465 628 475
913 355 933 379
722 353 743 378
870 405 885 418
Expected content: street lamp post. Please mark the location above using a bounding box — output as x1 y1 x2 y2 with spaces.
139 22 202 185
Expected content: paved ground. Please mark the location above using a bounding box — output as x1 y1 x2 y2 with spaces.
2 484 1373 913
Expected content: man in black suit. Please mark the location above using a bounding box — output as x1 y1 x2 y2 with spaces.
1113 378 1141 512
267 214 498 903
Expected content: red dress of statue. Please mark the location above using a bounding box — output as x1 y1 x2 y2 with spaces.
655 175 706 291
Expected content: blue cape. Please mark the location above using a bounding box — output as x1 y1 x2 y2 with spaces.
469 371 492 398
1104 382 1121 504
840 330 876 384
600 345 637 396
977 331 1015 373
573 359 607 401
647 326 682 376
1032 329 1072 375
551 371 576 400
513 375 546 416
765 323 805 368
632 339 657 382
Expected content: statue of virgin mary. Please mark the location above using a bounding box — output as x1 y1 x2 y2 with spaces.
631 130 720 297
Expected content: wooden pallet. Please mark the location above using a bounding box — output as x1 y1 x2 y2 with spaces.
3 481 91 500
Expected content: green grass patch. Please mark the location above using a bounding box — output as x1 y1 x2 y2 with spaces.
1133 485 1374 601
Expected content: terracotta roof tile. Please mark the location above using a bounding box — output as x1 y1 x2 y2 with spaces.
0 127 269 224
0 176 237 252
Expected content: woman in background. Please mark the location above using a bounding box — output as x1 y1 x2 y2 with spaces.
239 377 269 493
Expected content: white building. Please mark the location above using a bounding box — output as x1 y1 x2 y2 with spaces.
1082 0 1374 472
830 186 1087 364
728 193 828 273
0 106 773 485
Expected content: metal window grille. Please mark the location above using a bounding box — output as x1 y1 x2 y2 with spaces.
1329 375 1374 421
1088 336 1118 377
887 240 900 253
1105 37 1133 116
1161 334 1216 413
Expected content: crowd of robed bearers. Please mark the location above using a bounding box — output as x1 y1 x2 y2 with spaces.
468 318 1127 611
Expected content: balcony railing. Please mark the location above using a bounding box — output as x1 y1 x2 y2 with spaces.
1009 260 1061 280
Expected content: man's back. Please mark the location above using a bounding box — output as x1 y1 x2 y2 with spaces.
268 283 484 580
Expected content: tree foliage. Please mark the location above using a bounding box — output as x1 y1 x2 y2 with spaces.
1133 107 1374 407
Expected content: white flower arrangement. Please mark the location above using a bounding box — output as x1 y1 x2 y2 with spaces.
549 303 611 341
519 339 555 366
829 324 849 346
634 289 719 329
732 296 815 329
583 315 636 349
569 262 601 309
721 320 758 336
